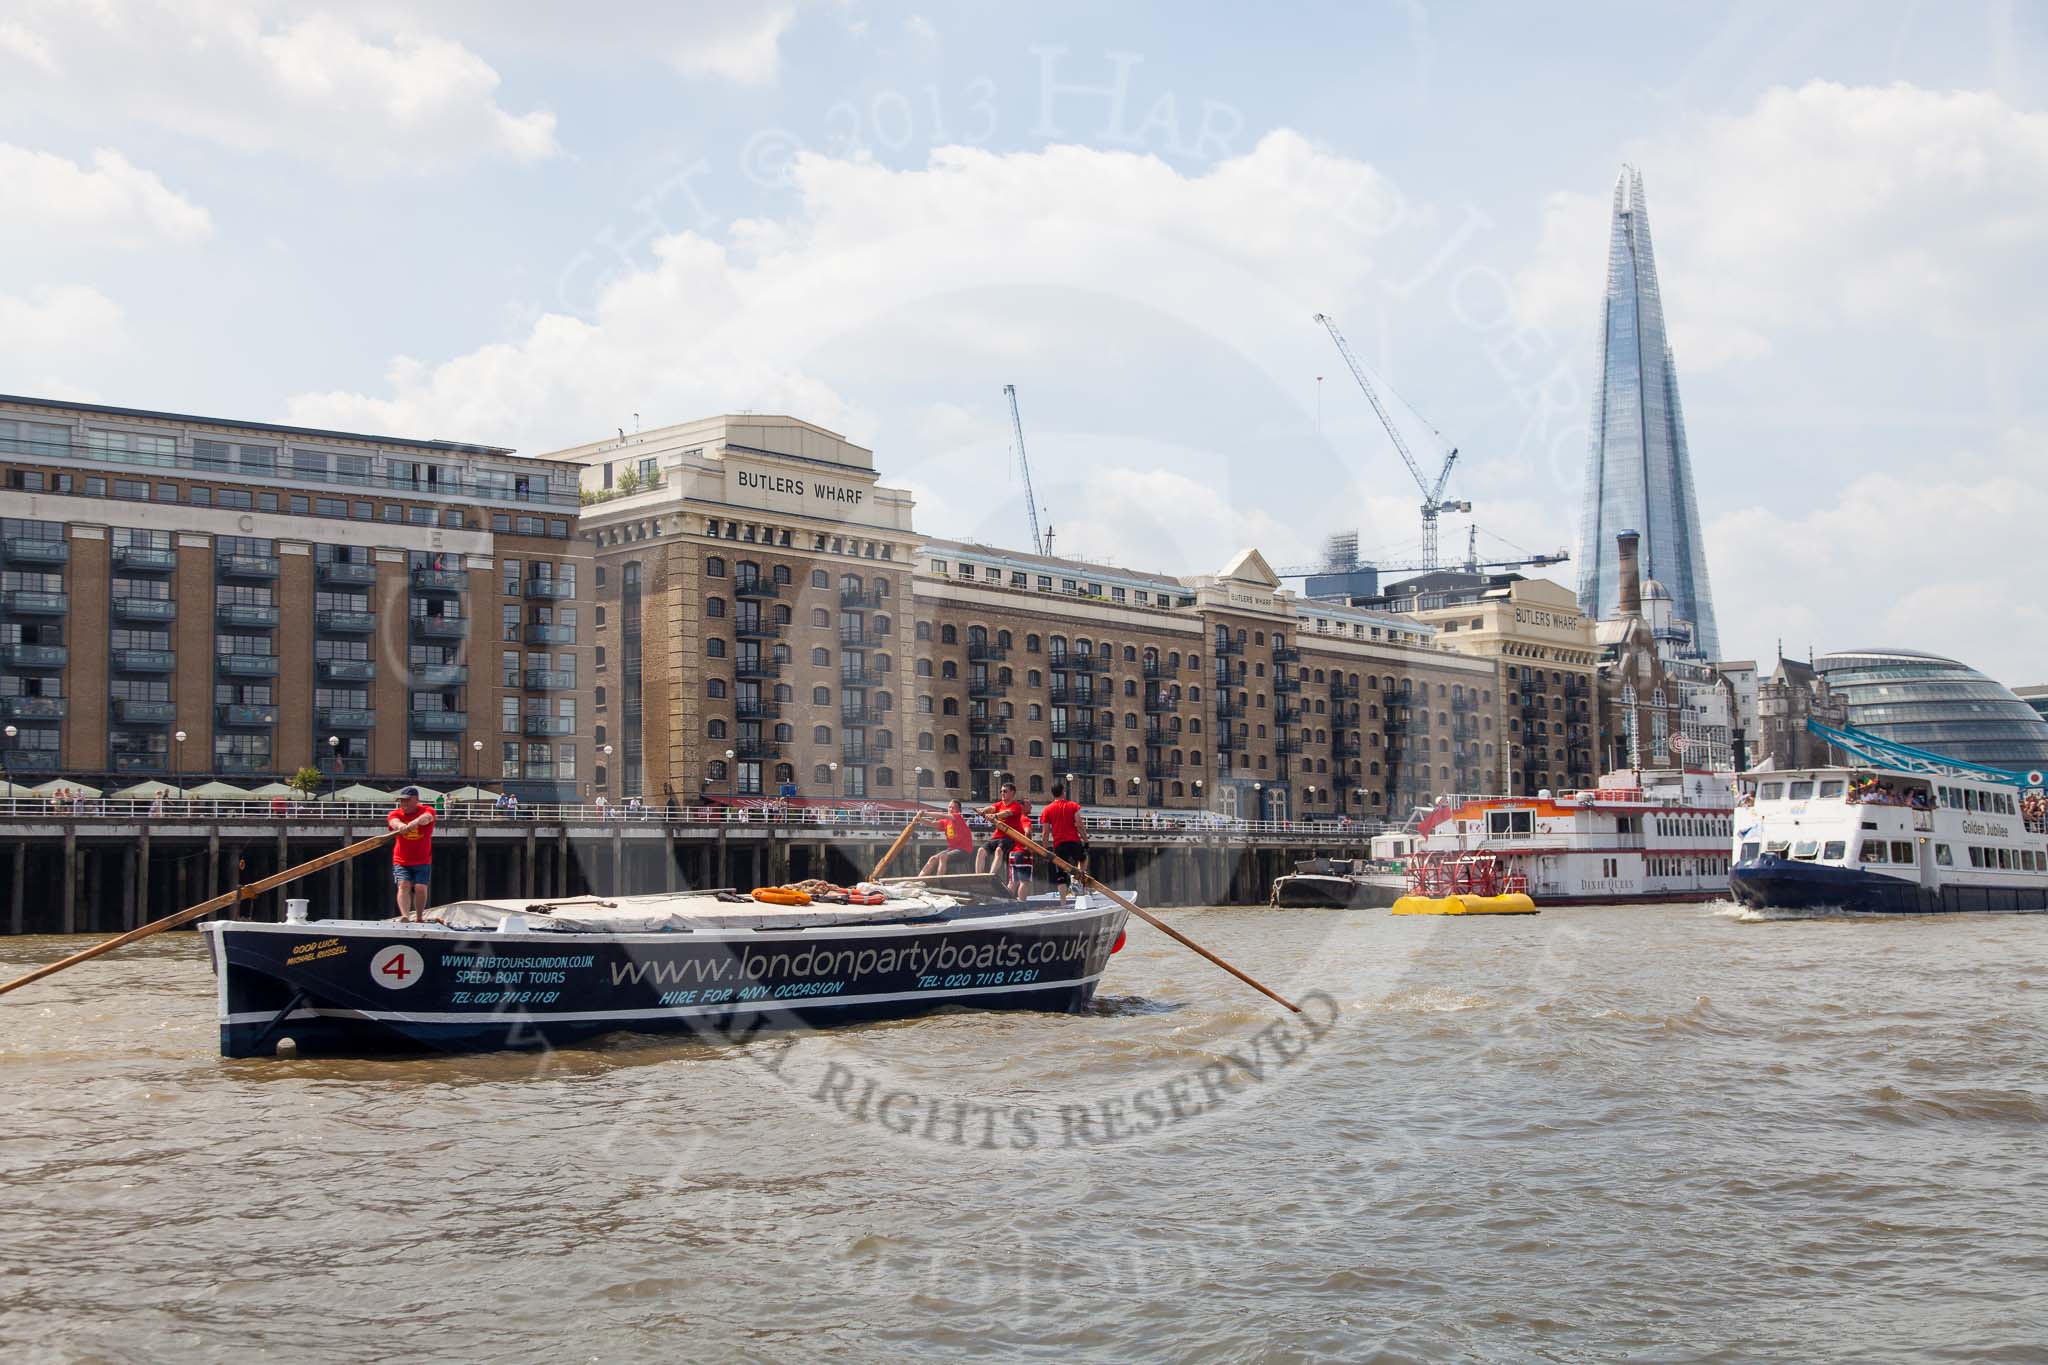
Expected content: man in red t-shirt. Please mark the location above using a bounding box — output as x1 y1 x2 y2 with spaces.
387 786 436 921
918 799 977 876
976 782 1032 876
1039 783 1090 876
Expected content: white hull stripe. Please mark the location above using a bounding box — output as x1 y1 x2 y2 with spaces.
221 971 1107 1028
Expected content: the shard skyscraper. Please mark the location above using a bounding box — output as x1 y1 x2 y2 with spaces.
1576 165 1720 661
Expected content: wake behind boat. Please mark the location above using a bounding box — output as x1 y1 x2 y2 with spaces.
203 887 1129 1058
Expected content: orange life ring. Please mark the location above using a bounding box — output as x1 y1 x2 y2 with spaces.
750 887 812 906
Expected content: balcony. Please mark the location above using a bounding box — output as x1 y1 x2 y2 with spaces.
1214 729 1241 751
2 536 68 565
112 699 176 725
1272 644 1302 664
523 669 577 691
113 648 175 673
735 700 781 721
967 641 1006 662
1073 752 1116 775
1215 695 1242 719
319 560 378 588
1046 685 1092 707
1050 720 1096 741
1146 693 1182 715
412 615 469 639
216 655 280 677
0 749 57 773
841 705 876 726
113 597 177 623
413 567 469 593
3 591 68 615
732 578 780 600
522 576 575 600
216 603 281 628
839 627 870 648
215 754 274 775
1146 761 1182 780
735 620 785 642
1 696 66 720
1272 673 1302 694
112 545 177 572
968 716 1008 736
1212 636 1243 656
1274 704 1302 726
841 664 883 688
967 751 1006 772
310 609 373 634
524 715 575 736
1 643 66 669
216 703 276 727
1141 659 1169 679
1275 737 1303 756
1331 679 1360 701
840 587 883 610
524 623 577 645
733 740 780 761
966 678 1007 701
217 554 279 579
736 659 782 681
410 757 462 776
409 663 466 687
841 743 871 765
316 707 377 730
111 753 171 773
411 711 469 732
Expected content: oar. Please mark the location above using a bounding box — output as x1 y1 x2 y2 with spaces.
0 831 395 998
989 816 1303 1015
866 814 930 883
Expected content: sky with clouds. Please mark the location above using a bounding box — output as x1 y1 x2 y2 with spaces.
4 0 2045 682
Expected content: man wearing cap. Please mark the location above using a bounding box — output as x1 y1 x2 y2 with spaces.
388 786 436 921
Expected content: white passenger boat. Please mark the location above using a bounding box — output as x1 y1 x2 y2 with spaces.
1410 769 1735 904
1730 763 2048 915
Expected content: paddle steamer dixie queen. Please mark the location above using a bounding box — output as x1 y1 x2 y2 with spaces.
1410 768 1735 903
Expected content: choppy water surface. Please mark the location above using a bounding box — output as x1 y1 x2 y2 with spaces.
4 902 2047 1363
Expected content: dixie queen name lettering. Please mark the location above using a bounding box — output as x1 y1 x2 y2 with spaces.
737 469 864 506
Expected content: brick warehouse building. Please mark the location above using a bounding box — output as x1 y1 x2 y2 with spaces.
0 396 589 799
559 414 1511 822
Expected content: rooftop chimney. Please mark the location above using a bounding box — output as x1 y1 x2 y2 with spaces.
1616 530 1642 619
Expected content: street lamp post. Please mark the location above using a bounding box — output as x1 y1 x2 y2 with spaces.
725 748 736 801
1 723 15 794
173 729 187 788
471 738 483 785
327 735 340 795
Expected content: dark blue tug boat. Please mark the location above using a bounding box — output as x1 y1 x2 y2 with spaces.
203 889 1128 1057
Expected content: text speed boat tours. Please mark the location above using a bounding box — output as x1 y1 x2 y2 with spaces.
1729 721 2048 915
203 888 1129 1058
1409 768 1736 905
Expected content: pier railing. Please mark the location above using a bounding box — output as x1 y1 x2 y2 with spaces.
0 797 1391 840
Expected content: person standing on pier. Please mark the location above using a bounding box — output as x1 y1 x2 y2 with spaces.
388 786 436 922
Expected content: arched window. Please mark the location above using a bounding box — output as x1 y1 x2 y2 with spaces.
918 769 936 787
915 659 933 677
706 597 726 618
705 556 725 577
1124 746 1139 762
811 569 829 588
1028 775 1044 793
812 647 831 666
1190 751 1202 767
943 734 960 752
916 621 932 641
812 686 831 705
941 660 958 679
842 573 863 593
811 607 830 626
918 732 934 751
776 763 795 783
772 564 792 584
1028 669 1042 688
941 698 959 715
873 615 891 636
773 604 792 624
1025 634 1041 652
774 684 793 702
814 725 832 744
997 629 1012 648
876 767 895 787
814 765 832 783
1124 645 1138 662
1028 740 1044 757
706 638 725 657
707 761 727 781
944 770 960 789
774 723 793 742
705 679 725 699
1125 713 1138 729
941 624 957 644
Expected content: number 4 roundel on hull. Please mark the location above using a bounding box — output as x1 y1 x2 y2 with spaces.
371 945 425 990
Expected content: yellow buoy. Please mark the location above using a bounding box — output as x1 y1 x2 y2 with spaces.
1391 893 1539 916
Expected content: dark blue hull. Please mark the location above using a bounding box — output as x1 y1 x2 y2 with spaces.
204 900 1127 1058
1730 856 2048 915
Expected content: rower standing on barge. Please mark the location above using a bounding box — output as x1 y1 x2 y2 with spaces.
388 787 435 923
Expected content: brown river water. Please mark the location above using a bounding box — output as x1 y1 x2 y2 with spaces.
4 902 2046 1363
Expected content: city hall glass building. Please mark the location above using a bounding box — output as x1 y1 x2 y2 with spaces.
1576 166 1721 660
1814 648 2048 773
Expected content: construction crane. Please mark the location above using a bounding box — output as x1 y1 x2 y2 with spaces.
1313 312 1470 568
1273 525 1567 580
1003 383 1050 556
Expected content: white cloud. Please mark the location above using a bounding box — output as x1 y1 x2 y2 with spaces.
287 130 1407 463
669 4 793 86
906 13 938 44
1707 439 2048 683
0 17 57 71
0 284 127 394
0 143 212 249
1515 81 2048 368
0 1 557 170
